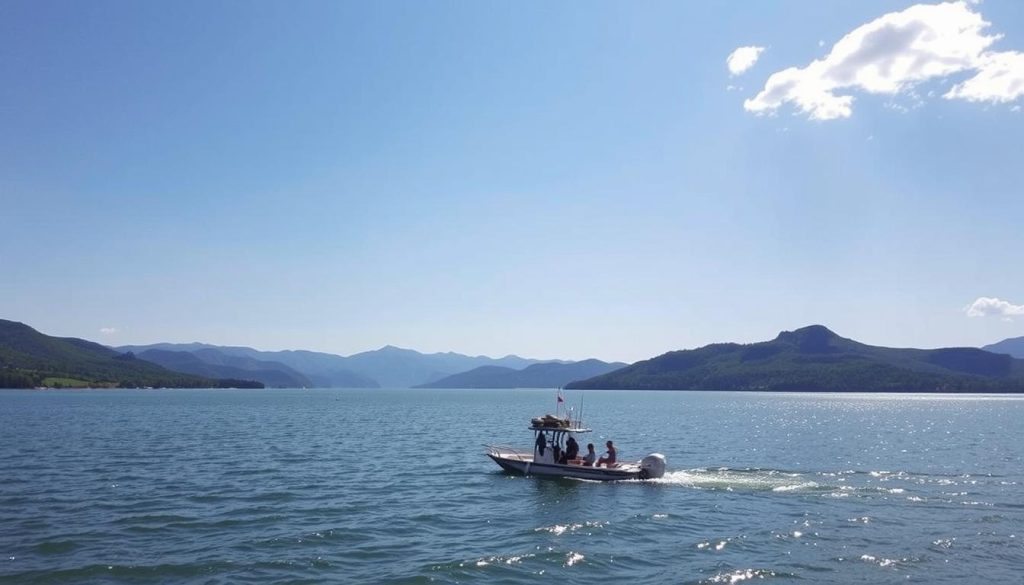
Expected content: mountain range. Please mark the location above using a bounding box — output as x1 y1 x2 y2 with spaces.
5 317 1024 392
567 325 1024 392
0 320 261 389
415 359 627 389
133 349 314 388
117 343 377 388
983 336 1024 359
2 321 577 389
116 342 564 388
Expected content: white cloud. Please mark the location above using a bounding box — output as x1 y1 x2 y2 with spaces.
744 1 1024 120
964 297 1024 319
727 46 765 76
945 50 1024 102
99 327 118 335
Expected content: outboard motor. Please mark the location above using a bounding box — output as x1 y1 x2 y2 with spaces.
639 453 666 479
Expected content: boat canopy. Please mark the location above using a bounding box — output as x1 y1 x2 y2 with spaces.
529 425 592 433
529 414 589 433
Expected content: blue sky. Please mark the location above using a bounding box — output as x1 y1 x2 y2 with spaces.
2 1 1023 362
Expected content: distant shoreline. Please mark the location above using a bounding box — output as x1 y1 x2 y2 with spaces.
5 386 1024 395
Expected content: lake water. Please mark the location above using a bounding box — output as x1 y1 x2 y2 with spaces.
1 388 1022 584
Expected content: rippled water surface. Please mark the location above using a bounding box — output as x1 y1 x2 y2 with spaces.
1 389 1022 584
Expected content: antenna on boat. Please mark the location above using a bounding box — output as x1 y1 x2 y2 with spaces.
578 393 584 428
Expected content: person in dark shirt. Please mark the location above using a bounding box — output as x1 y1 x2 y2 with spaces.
560 436 579 464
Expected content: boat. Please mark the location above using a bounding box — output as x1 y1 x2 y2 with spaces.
485 413 666 481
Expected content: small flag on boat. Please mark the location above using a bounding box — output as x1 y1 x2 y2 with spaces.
557 394 564 403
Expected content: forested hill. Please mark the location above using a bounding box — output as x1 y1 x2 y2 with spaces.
567 325 1024 392
0 319 262 389
415 359 627 389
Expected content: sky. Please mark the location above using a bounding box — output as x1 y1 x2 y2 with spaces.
2 1 1023 362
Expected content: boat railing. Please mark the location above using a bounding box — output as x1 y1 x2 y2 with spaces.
484 444 530 460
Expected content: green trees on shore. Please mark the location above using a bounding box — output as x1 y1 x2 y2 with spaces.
0 320 264 389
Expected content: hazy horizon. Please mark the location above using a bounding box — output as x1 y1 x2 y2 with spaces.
7 317 1019 367
3 1 1023 363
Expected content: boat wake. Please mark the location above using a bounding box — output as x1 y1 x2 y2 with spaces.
638 467 944 498
647 468 827 493
631 467 1011 508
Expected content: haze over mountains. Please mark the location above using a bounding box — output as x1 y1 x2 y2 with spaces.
416 359 627 389
2 320 591 389
132 349 314 389
115 342 569 388
117 343 378 388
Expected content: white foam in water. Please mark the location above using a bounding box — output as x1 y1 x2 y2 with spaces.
564 552 584 566
696 539 730 551
705 568 776 583
650 468 823 493
538 524 572 536
534 521 605 536
643 467 940 501
772 481 819 492
468 553 534 567
859 554 911 568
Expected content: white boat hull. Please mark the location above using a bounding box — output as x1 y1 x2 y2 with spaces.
486 449 653 481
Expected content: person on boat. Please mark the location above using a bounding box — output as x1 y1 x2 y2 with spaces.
582 443 597 466
560 436 579 464
597 440 617 467
535 432 547 460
